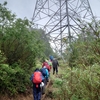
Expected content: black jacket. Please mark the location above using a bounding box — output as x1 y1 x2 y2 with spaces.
52 59 59 68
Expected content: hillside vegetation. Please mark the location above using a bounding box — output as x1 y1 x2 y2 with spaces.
0 1 100 100
0 2 54 96
51 19 100 99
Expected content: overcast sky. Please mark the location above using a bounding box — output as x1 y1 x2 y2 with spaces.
0 0 100 20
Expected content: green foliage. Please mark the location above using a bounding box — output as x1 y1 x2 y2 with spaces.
53 78 63 87
34 28 54 57
68 19 100 68
54 64 100 100
0 50 6 64
53 19 100 100
0 18 44 68
0 64 30 95
0 2 47 96
0 2 45 69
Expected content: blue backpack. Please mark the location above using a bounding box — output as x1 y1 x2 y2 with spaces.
40 68 47 77
45 68 49 78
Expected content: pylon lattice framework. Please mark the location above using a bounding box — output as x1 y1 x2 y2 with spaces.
32 0 94 54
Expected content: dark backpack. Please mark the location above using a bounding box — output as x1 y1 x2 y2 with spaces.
40 68 47 76
33 71 42 87
52 60 59 67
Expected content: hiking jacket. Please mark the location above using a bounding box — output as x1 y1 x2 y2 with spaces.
52 59 59 68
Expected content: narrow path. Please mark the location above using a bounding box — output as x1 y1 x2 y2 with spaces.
41 79 51 100
42 67 63 100
0 67 63 100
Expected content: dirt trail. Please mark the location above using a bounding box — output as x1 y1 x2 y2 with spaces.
0 80 51 100
0 68 62 100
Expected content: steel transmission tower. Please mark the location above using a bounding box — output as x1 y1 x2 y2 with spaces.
32 0 94 55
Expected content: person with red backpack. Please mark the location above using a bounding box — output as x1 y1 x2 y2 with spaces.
30 68 45 100
42 59 51 73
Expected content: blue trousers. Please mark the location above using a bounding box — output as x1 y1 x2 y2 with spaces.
33 83 42 100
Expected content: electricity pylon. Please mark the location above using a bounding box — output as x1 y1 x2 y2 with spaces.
32 0 94 55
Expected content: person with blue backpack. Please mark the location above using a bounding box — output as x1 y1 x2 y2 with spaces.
40 66 49 94
30 68 45 100
40 66 49 85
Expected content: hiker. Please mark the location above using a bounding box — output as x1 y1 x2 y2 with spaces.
52 58 59 74
40 66 49 94
30 68 45 100
47 59 52 69
40 66 49 85
42 59 51 73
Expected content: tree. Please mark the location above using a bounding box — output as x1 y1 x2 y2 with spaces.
0 2 45 95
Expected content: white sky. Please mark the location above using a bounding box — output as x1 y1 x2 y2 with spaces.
0 0 100 21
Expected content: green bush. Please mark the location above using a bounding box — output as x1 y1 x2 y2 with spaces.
0 64 31 95
54 64 100 100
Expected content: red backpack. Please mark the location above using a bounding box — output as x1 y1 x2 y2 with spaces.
42 62 50 72
46 64 50 72
33 71 42 88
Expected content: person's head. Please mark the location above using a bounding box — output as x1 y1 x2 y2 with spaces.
34 68 39 72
